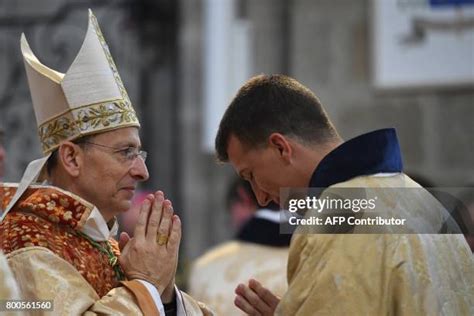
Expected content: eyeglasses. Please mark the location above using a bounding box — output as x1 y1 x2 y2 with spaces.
82 141 148 163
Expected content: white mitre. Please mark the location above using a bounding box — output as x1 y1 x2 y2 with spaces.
22 9 139 154
1 10 140 218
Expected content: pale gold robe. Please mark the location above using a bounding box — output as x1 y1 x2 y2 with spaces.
6 247 214 316
189 241 288 315
276 174 474 315
0 250 24 316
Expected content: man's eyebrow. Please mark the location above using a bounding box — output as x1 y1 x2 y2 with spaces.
113 141 141 149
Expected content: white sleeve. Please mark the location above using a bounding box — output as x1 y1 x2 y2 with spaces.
136 279 165 316
175 285 189 316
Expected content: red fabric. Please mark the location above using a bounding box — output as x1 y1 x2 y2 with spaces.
0 186 120 297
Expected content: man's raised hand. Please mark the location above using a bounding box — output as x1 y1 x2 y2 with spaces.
234 279 280 316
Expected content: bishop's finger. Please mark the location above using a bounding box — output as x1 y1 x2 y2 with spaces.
134 195 153 240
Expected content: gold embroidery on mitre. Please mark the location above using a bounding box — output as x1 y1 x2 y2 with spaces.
89 12 132 106
38 99 139 153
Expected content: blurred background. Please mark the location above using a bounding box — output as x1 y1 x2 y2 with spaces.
0 0 473 270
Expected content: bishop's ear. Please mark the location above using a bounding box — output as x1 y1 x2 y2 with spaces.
57 142 84 177
268 133 292 162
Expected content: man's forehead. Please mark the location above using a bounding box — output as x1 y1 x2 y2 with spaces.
93 127 141 145
227 135 244 159
227 134 251 174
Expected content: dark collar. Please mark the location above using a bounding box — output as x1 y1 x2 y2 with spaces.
309 128 403 188
236 215 293 247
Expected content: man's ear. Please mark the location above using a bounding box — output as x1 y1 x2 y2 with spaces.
268 133 292 162
57 142 84 177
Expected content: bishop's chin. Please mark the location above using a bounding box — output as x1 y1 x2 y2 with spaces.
117 199 133 214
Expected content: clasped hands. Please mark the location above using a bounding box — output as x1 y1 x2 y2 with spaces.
119 191 181 303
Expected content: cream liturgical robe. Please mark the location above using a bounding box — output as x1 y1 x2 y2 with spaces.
0 250 23 316
190 242 288 315
0 251 19 298
189 210 291 315
276 174 474 316
275 129 474 315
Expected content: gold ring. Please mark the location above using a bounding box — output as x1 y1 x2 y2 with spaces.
156 234 168 246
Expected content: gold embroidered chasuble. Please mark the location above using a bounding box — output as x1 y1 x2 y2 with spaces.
275 174 474 315
0 184 213 315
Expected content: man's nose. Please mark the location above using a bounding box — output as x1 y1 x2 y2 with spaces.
130 156 149 181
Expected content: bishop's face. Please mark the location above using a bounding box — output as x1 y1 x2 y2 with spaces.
74 127 149 221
